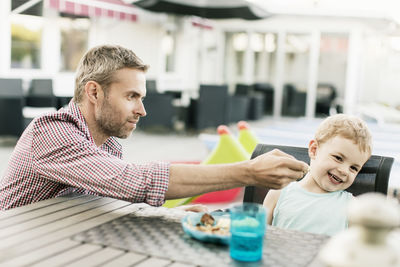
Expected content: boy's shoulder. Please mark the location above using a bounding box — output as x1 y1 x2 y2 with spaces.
323 190 354 203
263 188 282 205
264 182 298 203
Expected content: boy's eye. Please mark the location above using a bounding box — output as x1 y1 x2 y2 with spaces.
350 166 358 172
333 155 342 161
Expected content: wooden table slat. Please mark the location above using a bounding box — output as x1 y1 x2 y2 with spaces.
64 246 125 267
0 197 115 239
0 194 85 220
0 199 128 252
0 195 100 229
31 243 102 267
0 239 81 266
0 202 144 263
101 252 148 267
134 257 172 267
168 263 197 267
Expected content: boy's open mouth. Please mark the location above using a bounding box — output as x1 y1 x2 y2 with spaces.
328 172 343 183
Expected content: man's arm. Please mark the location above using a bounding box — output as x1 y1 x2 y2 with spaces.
263 189 281 225
166 149 307 199
31 117 169 206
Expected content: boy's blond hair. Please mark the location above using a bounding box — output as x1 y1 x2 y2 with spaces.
73 45 149 103
315 114 372 156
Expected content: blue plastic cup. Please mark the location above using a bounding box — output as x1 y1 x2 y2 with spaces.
229 203 267 262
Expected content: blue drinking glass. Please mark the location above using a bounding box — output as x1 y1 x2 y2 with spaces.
229 203 267 262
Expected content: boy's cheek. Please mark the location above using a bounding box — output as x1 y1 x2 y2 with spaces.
309 160 318 171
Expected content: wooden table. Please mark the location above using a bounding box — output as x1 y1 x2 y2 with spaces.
0 194 329 267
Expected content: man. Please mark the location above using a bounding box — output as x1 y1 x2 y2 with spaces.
0 45 308 210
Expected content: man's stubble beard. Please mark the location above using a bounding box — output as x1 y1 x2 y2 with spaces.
96 99 136 139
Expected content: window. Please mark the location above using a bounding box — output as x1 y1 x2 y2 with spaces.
232 32 248 76
162 31 176 72
252 33 264 78
253 33 277 82
11 15 43 69
59 17 89 71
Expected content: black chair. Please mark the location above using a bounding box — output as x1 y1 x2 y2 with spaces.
26 79 57 108
227 95 250 123
56 96 72 109
139 92 175 129
0 78 27 136
188 84 230 130
243 144 394 204
281 83 306 117
235 84 265 120
254 83 274 115
316 83 338 116
248 93 265 120
235 83 253 95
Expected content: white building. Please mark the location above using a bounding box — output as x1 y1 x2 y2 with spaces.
1 0 400 121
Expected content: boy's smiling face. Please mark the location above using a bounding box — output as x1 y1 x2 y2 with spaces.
306 136 370 193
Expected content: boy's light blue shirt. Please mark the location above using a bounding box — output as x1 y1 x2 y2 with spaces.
272 182 353 236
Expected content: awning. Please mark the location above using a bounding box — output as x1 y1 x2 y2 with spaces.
191 17 213 30
46 0 138 22
131 0 270 20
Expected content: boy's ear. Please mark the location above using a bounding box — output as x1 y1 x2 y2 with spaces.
308 139 318 159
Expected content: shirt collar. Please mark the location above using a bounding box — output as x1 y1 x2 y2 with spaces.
67 100 123 158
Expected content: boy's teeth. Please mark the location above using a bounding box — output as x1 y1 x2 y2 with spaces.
331 174 342 182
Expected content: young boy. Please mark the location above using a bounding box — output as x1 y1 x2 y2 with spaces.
263 114 372 236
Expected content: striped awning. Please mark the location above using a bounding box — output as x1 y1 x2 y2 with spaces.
191 17 213 30
46 0 138 22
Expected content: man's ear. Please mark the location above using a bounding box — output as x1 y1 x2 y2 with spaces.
85 81 102 104
308 139 318 160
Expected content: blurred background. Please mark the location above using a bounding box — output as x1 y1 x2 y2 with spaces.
1 0 400 198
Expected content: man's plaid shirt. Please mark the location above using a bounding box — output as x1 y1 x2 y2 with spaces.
0 101 170 210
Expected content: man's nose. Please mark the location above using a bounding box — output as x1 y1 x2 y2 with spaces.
137 100 147 117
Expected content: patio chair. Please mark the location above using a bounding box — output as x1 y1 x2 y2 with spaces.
253 83 274 115
227 95 250 123
316 83 338 116
282 83 306 117
56 96 72 109
235 83 253 95
243 144 394 204
235 83 265 120
26 79 57 108
139 92 175 129
0 78 27 136
188 84 230 129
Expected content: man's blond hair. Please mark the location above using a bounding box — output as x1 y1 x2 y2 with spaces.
315 114 372 156
73 45 149 103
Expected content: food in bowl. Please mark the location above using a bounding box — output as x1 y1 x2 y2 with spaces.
186 213 230 236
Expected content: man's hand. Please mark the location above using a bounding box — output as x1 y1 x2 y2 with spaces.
248 149 309 189
175 204 209 213
167 149 308 199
